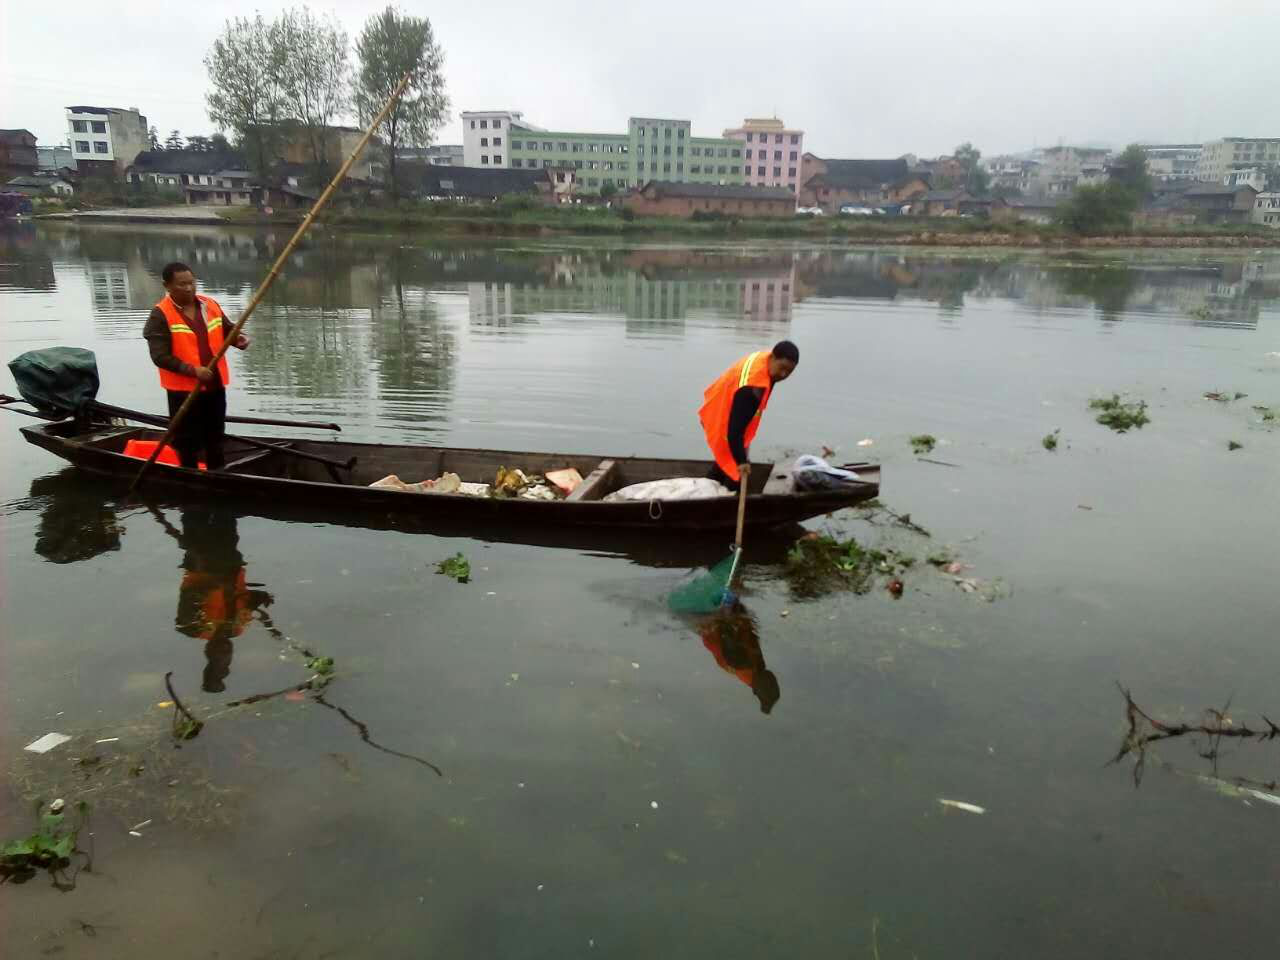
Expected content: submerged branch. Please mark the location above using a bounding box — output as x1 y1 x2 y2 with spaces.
314 694 443 777
164 672 204 740
1111 683 1280 787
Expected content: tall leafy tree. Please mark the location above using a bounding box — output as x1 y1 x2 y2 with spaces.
164 130 185 151
953 142 990 196
354 6 448 198
205 14 288 178
1109 144 1152 198
186 135 212 152
209 133 232 153
278 6 350 176
148 126 161 151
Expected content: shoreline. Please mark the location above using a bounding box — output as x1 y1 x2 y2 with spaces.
32 207 1280 249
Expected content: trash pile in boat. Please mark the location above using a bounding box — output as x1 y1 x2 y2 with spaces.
370 466 584 501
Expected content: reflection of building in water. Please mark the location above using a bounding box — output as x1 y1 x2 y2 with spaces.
792 248 1276 328
466 252 796 328
87 261 132 311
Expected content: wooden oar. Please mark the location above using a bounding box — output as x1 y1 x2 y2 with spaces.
722 464 750 604
91 400 339 432
127 71 413 496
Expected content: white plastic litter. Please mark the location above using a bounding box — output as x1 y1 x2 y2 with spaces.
938 798 986 815
370 472 464 494
793 454 862 491
24 732 72 754
603 477 731 503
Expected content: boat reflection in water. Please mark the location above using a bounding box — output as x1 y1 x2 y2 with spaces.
29 470 125 564
697 602 780 715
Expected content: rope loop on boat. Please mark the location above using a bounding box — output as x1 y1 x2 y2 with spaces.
648 499 663 520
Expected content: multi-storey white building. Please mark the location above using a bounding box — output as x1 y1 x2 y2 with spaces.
1195 138 1280 183
65 105 149 175
1141 144 1202 182
1254 192 1280 228
462 111 540 168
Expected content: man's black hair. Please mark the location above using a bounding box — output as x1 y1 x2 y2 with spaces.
772 340 799 364
162 261 192 284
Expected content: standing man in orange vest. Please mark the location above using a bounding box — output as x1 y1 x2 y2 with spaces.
142 261 249 469
699 340 799 492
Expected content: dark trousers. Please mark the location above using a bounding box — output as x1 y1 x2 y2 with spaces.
167 389 227 469
707 463 740 493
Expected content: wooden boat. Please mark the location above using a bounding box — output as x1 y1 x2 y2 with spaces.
19 419 880 532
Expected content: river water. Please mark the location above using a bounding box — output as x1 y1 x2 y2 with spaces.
2 222 1280 957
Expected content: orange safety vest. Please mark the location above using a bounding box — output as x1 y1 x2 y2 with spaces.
155 294 230 392
698 350 773 483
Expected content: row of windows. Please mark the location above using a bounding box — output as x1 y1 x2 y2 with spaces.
748 167 798 178
637 127 685 139
745 150 798 161
469 118 503 129
478 137 502 147
70 119 107 134
74 140 109 154
507 139 743 159
515 140 632 155
743 132 800 145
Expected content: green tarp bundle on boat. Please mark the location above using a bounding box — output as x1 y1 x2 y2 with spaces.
7 347 99 417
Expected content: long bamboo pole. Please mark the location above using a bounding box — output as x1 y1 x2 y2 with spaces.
128 71 413 495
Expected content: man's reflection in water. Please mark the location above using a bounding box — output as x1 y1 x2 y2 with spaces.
698 602 780 714
170 507 273 693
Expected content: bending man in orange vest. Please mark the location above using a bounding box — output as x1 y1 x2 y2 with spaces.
143 261 249 469
698 340 799 492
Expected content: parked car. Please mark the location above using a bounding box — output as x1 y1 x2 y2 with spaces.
796 206 825 216
839 204 878 216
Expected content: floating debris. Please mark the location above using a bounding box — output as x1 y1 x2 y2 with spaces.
24 733 72 755
784 534 915 599
909 434 937 455
938 798 986 815
1089 394 1150 432
1204 391 1247 402
1228 440 1243 451
1042 429 1060 452
1253 405 1278 423
436 553 471 583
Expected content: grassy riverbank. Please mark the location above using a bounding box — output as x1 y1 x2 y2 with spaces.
223 201 1280 247
35 195 1280 247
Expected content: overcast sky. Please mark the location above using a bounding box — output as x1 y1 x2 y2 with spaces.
2 0 1276 159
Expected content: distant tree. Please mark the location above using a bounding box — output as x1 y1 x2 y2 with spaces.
148 125 161 151
209 132 232 152
599 182 618 202
1109 144 1152 198
186 134 212 152
354 6 448 199
278 6 350 176
165 130 185 151
1056 182 1139 235
205 14 289 178
952 141 990 196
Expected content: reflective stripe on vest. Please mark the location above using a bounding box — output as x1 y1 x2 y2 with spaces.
155 294 230 392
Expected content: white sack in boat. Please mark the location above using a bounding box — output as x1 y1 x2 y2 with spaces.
603 477 731 502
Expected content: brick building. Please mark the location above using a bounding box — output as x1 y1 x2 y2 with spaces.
624 181 796 219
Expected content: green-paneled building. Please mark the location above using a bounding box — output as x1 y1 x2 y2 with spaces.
507 117 745 193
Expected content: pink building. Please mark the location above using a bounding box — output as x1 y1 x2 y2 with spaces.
722 118 805 195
